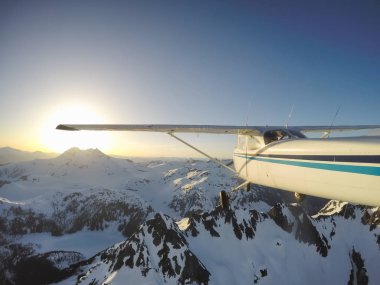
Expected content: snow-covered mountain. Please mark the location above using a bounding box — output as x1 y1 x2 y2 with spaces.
56 203 380 285
0 148 378 285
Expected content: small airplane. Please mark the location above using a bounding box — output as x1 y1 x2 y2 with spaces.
56 124 380 207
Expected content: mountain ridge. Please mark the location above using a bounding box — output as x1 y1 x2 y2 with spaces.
53 203 379 285
0 147 378 284
0 146 58 164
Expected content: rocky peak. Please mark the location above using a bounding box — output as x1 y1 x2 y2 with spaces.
69 213 210 285
58 147 109 161
316 201 380 232
287 204 330 257
361 208 380 231
49 148 120 175
181 204 330 257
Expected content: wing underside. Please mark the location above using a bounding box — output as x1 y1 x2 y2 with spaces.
56 124 380 135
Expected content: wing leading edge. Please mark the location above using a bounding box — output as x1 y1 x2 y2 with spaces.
56 124 262 135
56 124 380 135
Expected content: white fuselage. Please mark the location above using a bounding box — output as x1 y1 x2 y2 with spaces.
233 135 380 206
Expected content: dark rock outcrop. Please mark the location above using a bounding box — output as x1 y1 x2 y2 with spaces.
348 248 368 285
70 213 210 285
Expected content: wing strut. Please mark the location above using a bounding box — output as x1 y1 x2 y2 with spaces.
167 132 236 173
231 181 250 192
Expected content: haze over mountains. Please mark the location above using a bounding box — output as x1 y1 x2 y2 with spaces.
0 147 379 284
0 147 58 165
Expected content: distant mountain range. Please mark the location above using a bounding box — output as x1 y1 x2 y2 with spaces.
0 147 58 164
0 147 378 285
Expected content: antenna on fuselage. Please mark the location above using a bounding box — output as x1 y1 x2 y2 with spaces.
285 105 294 129
325 105 341 138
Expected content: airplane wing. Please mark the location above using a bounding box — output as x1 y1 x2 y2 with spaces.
292 125 380 133
56 124 380 135
56 124 264 135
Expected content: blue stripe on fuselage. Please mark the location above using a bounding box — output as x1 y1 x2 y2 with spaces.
233 154 380 176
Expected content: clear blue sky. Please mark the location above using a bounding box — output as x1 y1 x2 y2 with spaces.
1 0 379 157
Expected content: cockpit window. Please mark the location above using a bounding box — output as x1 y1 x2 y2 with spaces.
263 129 306 145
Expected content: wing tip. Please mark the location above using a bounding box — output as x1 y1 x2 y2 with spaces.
56 124 78 131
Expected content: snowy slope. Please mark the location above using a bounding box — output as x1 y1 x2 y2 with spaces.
57 204 380 285
0 148 378 285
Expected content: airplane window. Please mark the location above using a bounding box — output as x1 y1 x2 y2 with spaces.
264 130 289 144
264 129 306 145
264 131 278 145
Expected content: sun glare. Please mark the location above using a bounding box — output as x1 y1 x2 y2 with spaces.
41 104 112 153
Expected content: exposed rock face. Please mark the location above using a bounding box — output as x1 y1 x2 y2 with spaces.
348 249 368 285
51 190 154 236
13 251 84 285
288 204 330 257
184 206 260 240
0 246 84 285
0 190 153 238
184 204 329 257
0 243 35 285
361 208 380 231
69 213 210 285
268 203 293 233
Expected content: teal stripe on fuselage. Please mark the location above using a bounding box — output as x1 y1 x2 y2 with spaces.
233 154 380 176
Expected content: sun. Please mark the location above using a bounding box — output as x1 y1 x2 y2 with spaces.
41 104 112 153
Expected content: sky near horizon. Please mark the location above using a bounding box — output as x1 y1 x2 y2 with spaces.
1 0 379 158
